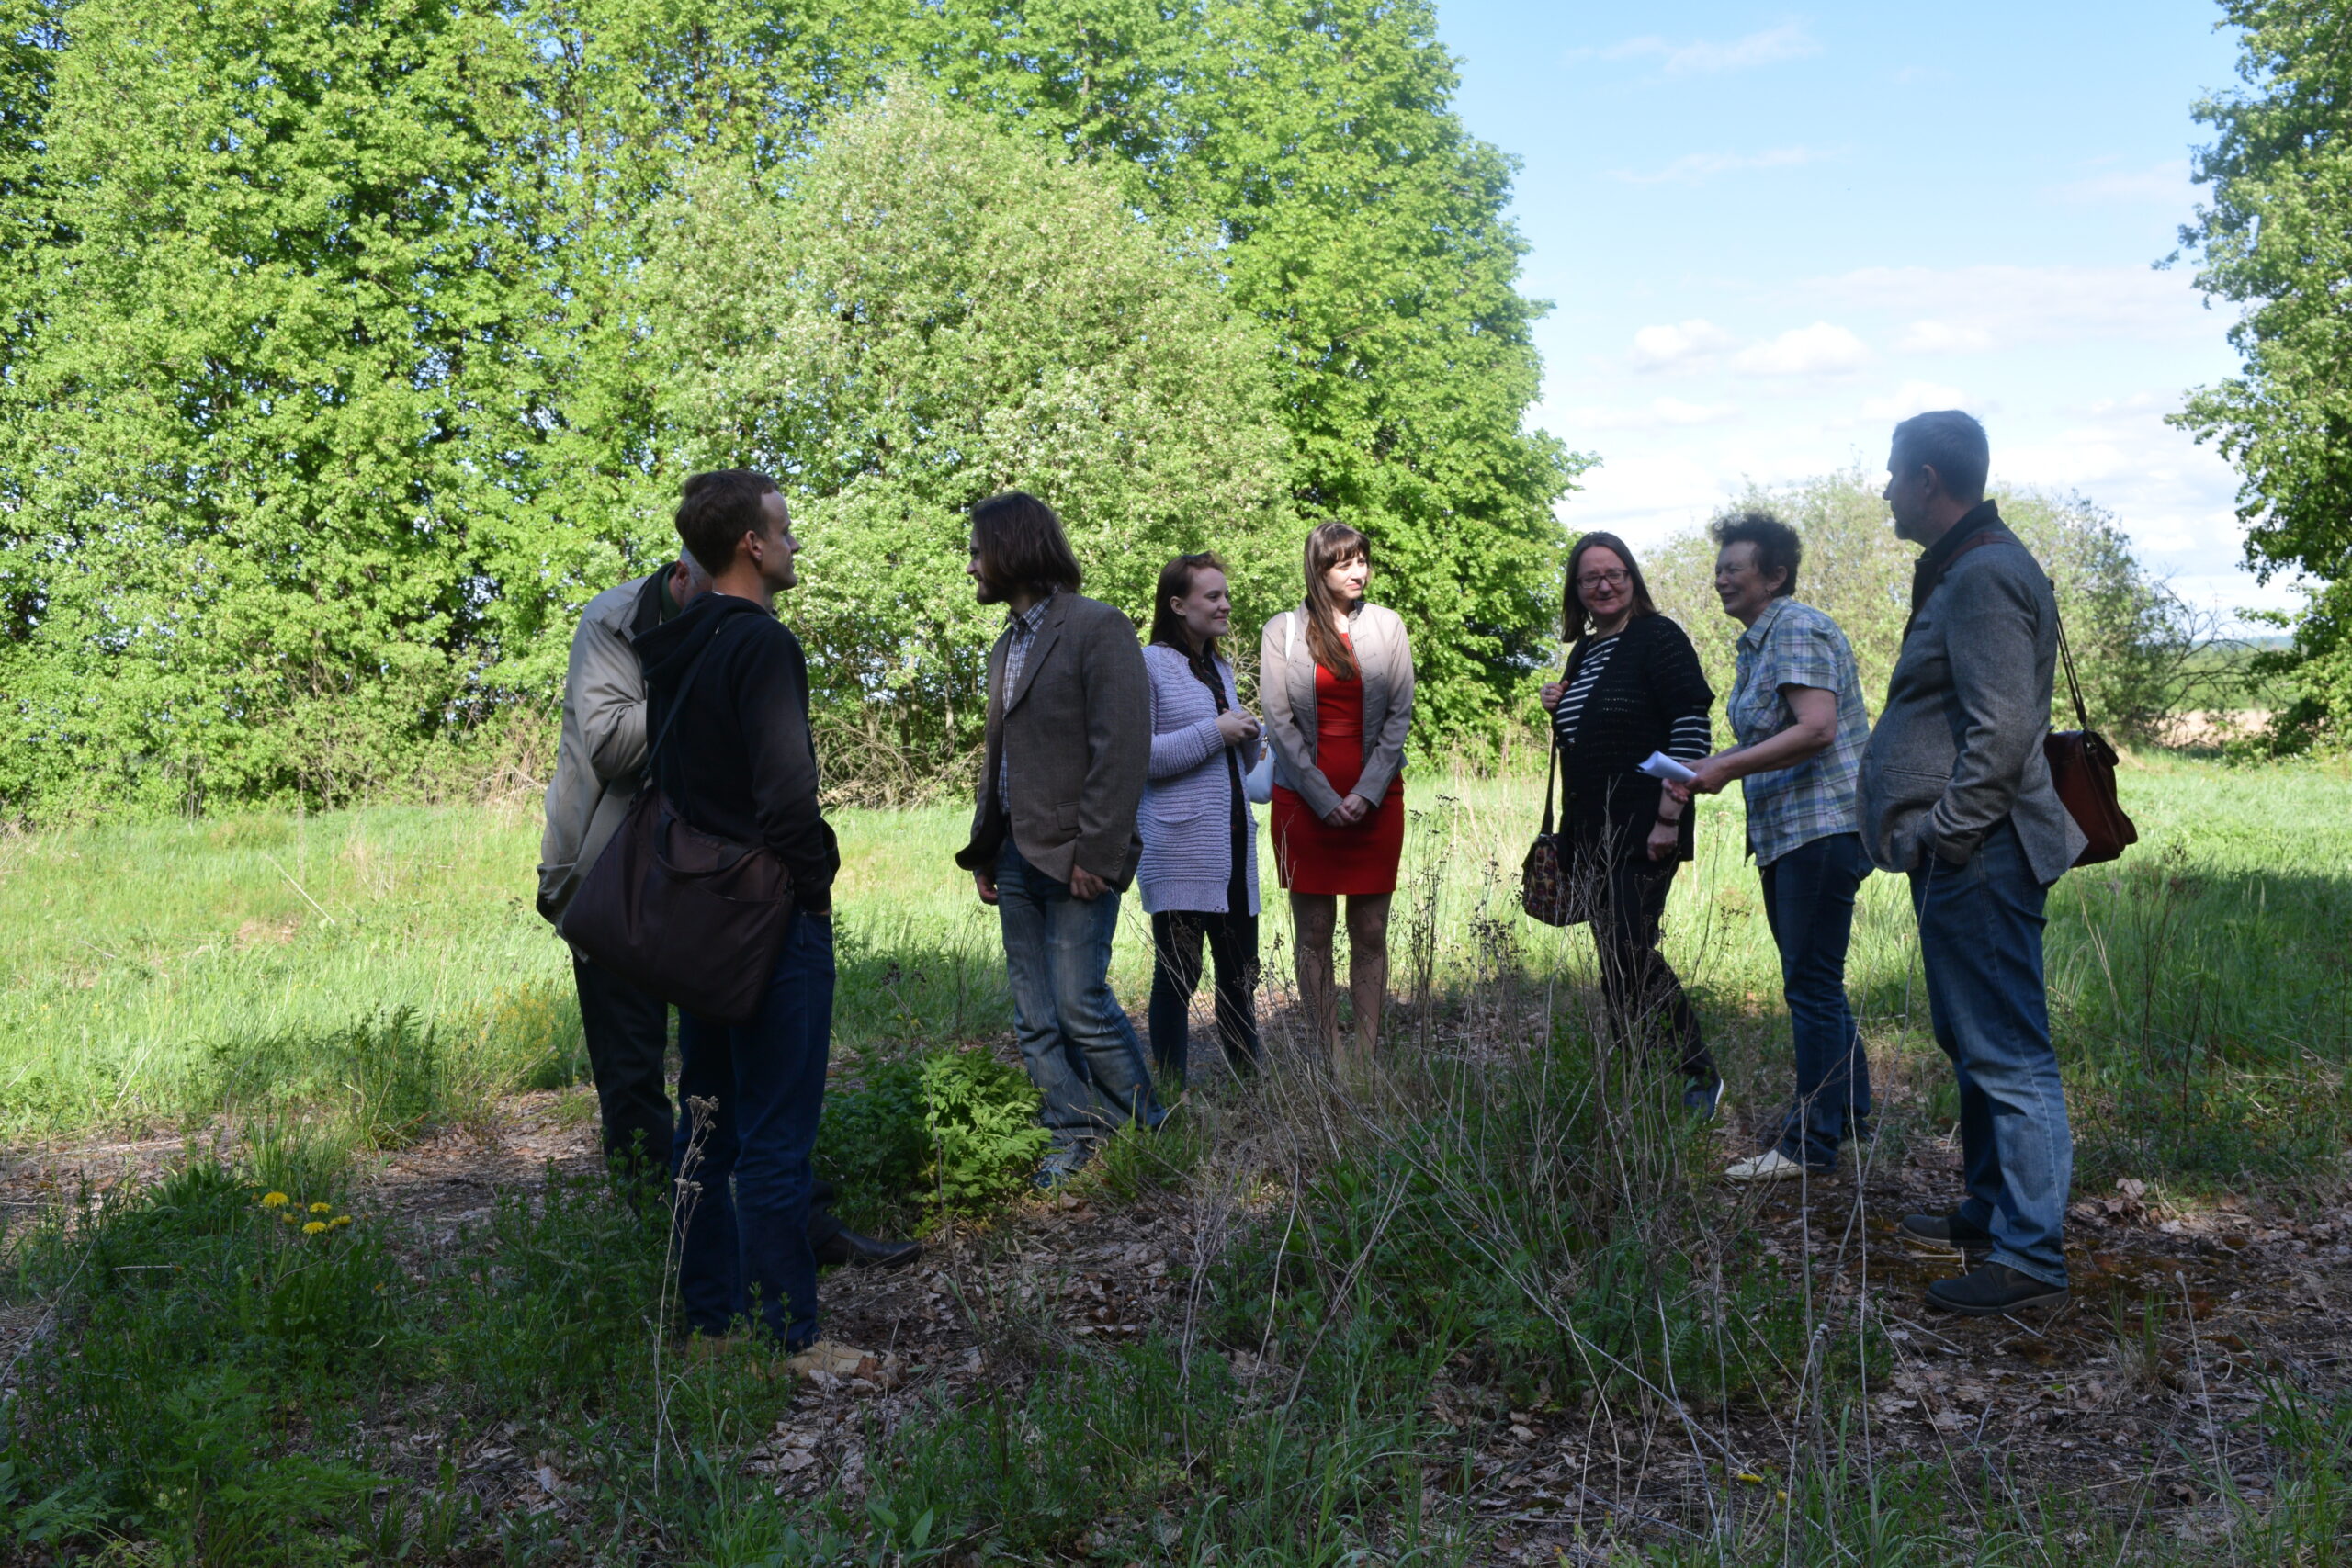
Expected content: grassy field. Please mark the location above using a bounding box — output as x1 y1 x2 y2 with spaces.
4 754 2347 1187
1 754 2349 1564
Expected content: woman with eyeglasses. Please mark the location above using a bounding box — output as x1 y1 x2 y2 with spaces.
1538 531 1722 1116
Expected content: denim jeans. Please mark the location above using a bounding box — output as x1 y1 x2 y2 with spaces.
672 910 833 1348
1758 831 1873 1169
1910 818 2072 1287
1147 908 1261 1084
995 840 1161 1154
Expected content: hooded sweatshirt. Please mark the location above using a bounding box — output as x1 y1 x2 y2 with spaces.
633 592 838 915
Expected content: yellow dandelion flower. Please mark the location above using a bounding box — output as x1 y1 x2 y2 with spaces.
302 1220 328 1235
260 1191 289 1208
309 1202 333 1214
331 1214 353 1227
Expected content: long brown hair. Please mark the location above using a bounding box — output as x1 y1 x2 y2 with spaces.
970 491 1083 600
1148 552 1227 656
1302 522 1371 681
1561 531 1658 641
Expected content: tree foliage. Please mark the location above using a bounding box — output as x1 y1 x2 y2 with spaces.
639 88 1290 794
2175 0 2352 749
0 0 1577 820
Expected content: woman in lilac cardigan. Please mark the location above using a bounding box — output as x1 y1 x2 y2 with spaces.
1138 553 1263 1083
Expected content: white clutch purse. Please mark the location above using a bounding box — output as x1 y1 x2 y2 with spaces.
1243 742 1274 805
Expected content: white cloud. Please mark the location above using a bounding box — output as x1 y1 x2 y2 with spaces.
1730 322 1871 378
1895 320 1996 355
1629 319 1736 371
1613 146 1827 186
1574 22 1822 77
2046 159 2193 206
1860 380 1972 421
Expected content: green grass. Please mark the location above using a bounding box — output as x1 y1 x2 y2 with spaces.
4 756 2349 1190
2 754 2350 1563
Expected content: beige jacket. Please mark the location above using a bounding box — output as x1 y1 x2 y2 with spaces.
537 574 659 922
1258 601 1414 819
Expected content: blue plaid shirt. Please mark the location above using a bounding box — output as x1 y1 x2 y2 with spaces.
1726 597 1869 866
996 592 1054 812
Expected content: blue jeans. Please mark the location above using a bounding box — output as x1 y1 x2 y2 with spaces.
1759 831 1873 1169
1910 819 2072 1287
672 910 833 1348
995 841 1161 1154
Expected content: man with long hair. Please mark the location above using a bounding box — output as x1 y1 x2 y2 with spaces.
955 491 1159 1185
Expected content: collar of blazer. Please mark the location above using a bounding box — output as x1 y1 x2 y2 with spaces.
1002 591 1070 716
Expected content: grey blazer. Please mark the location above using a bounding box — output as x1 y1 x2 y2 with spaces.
956 592 1151 888
1258 601 1414 819
537 573 655 922
1860 517 2086 885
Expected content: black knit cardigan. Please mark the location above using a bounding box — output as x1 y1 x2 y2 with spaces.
1549 613 1714 863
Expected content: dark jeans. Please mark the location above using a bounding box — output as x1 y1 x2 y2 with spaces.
1759 831 1873 1168
571 956 842 1245
671 911 834 1348
1910 819 2071 1288
1590 852 1713 1081
1147 908 1261 1083
995 840 1161 1155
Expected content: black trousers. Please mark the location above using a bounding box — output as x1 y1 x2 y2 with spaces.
1146 908 1261 1083
570 955 842 1243
1590 855 1713 1081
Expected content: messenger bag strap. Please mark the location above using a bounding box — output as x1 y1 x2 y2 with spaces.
2052 604 2092 732
644 615 741 773
1539 657 1573 837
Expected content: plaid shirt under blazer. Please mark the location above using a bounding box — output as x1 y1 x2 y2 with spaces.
956 591 1152 889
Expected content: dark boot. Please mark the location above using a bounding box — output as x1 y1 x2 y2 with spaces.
1924 1262 2068 1315
813 1227 922 1270
1899 1212 1994 1251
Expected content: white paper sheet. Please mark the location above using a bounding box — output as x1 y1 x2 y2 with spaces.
1635 750 1698 785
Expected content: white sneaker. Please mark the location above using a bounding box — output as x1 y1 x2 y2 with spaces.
1724 1149 1810 1184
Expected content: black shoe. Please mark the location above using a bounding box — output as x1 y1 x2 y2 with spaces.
1925 1262 2069 1316
812 1227 922 1270
1898 1212 1995 1252
1683 1073 1724 1122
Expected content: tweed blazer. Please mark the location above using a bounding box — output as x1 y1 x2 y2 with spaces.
956 592 1151 888
1137 644 1261 917
1258 601 1414 819
1860 512 2086 886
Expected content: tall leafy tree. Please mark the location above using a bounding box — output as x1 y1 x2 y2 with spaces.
2175 0 2352 747
0 0 548 817
639 86 1290 795
916 0 1585 738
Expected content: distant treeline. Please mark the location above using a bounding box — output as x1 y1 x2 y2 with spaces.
0 0 1577 821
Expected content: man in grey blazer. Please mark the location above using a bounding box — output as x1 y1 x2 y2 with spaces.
1860 410 2086 1317
954 491 1160 1185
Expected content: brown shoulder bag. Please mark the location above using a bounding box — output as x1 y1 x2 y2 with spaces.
560 618 797 1024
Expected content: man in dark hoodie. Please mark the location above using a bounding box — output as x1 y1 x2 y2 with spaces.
539 550 916 1272
633 469 840 1352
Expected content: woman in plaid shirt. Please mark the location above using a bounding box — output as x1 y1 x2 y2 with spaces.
1672 511 1875 1183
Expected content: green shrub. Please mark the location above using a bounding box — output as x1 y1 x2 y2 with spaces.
920 1047 1049 1216
818 1046 1048 1232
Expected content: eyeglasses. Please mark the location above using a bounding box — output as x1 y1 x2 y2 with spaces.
1577 569 1631 591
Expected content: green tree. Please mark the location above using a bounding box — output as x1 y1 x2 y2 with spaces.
2174 0 2352 749
638 86 1291 800
908 0 1583 739
0 0 548 818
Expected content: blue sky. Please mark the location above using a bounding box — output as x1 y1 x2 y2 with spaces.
1430 2 2271 615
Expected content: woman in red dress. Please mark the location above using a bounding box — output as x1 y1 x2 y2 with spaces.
1260 524 1415 1063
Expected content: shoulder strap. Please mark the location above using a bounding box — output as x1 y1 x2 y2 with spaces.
2053 603 2091 732
1539 656 1573 837
644 615 741 771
